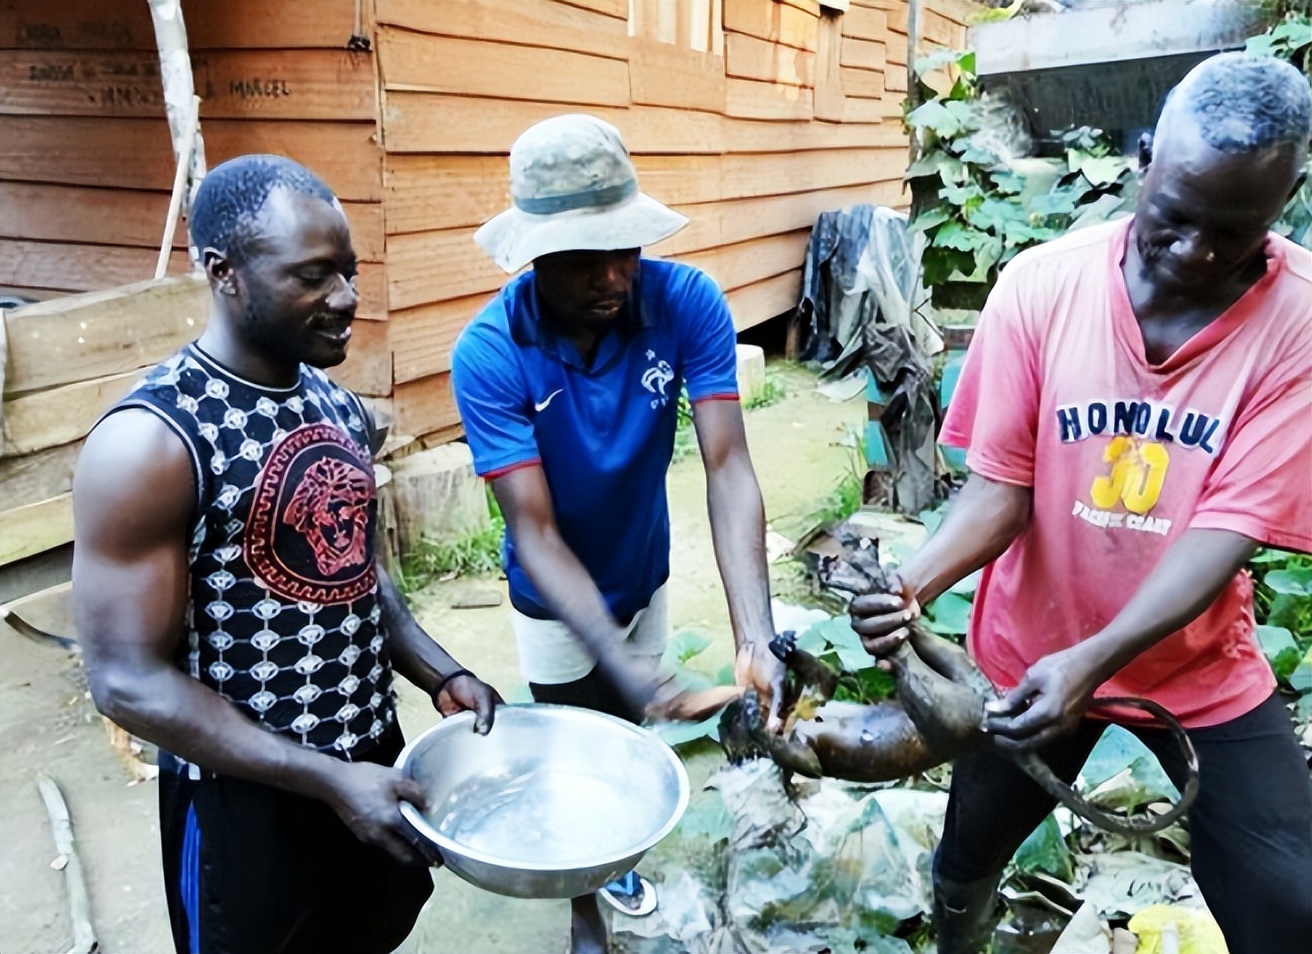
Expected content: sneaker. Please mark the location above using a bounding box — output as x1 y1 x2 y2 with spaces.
597 870 657 917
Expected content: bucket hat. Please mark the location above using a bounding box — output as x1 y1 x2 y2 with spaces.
474 114 688 273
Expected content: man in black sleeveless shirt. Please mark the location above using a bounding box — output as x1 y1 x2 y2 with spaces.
72 154 502 954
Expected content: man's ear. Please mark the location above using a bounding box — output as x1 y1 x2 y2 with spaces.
1137 132 1154 172
203 247 238 296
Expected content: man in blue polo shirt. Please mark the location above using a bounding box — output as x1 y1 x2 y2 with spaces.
451 114 784 954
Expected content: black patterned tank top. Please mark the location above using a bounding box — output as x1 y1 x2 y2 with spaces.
108 344 396 758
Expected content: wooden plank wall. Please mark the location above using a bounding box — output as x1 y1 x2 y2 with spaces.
373 0 969 439
0 0 390 399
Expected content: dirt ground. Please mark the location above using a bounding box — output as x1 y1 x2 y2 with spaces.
0 362 867 954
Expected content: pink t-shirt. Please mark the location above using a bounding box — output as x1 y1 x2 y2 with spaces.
942 217 1312 728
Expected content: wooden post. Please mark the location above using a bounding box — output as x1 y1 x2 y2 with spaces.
147 0 207 268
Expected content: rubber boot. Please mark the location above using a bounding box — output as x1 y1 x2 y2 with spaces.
932 866 1002 954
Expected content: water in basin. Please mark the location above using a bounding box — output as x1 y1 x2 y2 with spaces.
431 759 661 866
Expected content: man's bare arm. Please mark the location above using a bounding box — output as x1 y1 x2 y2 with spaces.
73 410 426 863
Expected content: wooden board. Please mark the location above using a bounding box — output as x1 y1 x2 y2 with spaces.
2 368 141 457
0 183 384 261
725 32 815 88
841 36 889 72
677 229 812 293
183 0 361 50
382 90 908 155
0 0 156 51
376 28 630 109
374 0 628 61
2 275 208 395
842 66 886 100
390 293 494 384
383 155 509 235
386 228 507 311
629 40 726 114
725 268 803 330
327 317 391 398
392 372 460 440
192 49 377 121
841 4 888 41
723 0 819 53
555 0 628 18
725 77 814 121
0 493 73 566
0 240 192 295
656 179 906 257
0 49 163 117
1 117 384 201
0 441 80 510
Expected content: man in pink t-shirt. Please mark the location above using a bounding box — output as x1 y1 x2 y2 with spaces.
852 53 1312 954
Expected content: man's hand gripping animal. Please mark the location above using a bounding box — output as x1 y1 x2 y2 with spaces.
720 544 1199 836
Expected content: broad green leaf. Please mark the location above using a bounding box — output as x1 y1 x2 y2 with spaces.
925 591 972 635
1247 548 1289 564
836 646 873 671
1082 724 1179 803
906 152 964 183
932 221 992 252
1027 191 1079 217
940 182 986 206
1272 19 1312 48
1272 646 1302 684
1256 624 1297 661
1291 645 1312 694
907 99 964 138
1264 567 1312 596
989 170 1026 195
656 714 720 747
1079 156 1129 188
668 629 712 664
1013 813 1073 880
910 207 952 232
922 246 976 286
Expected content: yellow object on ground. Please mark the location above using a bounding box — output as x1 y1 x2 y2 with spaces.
1128 904 1227 954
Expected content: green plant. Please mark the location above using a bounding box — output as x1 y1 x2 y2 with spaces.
744 374 787 410
904 49 1135 306
1249 549 1312 695
1246 11 1312 246
799 428 867 530
396 488 505 592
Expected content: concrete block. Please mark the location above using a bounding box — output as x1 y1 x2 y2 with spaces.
388 442 489 555
736 343 766 405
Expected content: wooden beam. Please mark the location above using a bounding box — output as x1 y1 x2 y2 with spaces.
390 293 494 384
725 77 814 121
841 4 889 40
380 89 909 155
374 0 628 60
0 493 72 566
0 240 192 295
2 368 141 457
554 0 628 18
1 117 384 201
376 28 630 109
725 33 815 88
192 49 377 121
182 0 360 49
392 371 460 440
678 229 812 293
841 36 889 72
629 40 727 114
0 0 156 51
2 275 208 395
386 228 506 311
841 65 886 99
0 441 79 510
383 154 509 235
725 269 803 330
723 0 819 53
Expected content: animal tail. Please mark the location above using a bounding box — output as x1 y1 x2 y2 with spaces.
1010 696 1199 836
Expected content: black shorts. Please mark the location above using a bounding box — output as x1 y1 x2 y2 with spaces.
158 731 433 954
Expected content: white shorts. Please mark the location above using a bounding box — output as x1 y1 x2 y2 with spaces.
511 584 669 686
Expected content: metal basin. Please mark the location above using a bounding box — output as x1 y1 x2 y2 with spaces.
396 704 689 898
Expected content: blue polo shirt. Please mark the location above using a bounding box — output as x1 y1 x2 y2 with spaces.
451 259 740 624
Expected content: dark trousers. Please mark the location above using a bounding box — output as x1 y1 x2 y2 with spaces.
936 692 1312 954
530 663 644 725
158 731 433 954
